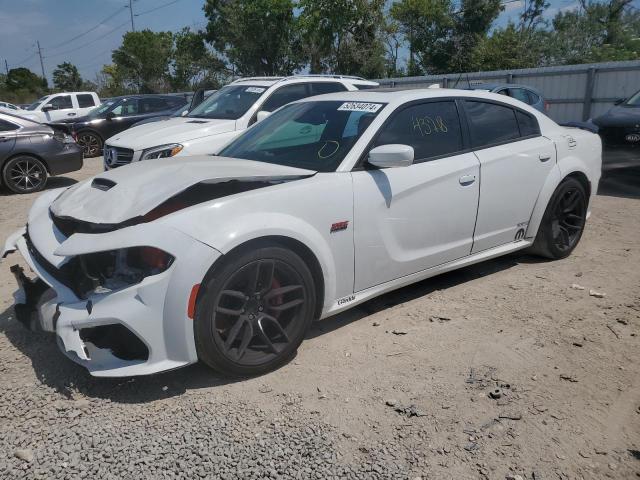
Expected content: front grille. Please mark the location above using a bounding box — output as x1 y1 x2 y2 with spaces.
104 145 134 168
599 126 640 147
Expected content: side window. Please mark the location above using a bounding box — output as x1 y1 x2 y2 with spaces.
0 119 19 131
496 89 509 96
508 88 530 104
463 100 520 148
140 98 169 113
516 110 540 137
373 101 463 162
527 91 540 105
112 99 139 116
309 82 347 96
48 95 73 110
261 84 310 112
77 94 96 108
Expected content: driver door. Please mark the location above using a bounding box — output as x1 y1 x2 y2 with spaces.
352 100 480 291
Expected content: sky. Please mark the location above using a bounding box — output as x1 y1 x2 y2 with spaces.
0 0 583 84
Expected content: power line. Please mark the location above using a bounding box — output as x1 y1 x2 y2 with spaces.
134 0 181 17
46 21 130 59
48 7 127 51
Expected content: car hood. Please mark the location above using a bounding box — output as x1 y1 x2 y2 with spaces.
49 156 315 225
593 105 640 128
107 117 237 150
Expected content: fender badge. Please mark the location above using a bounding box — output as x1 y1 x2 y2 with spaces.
330 221 349 233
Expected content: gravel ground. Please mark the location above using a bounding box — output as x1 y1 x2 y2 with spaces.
0 157 639 479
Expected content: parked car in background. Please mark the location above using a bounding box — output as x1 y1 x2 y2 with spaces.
0 112 82 194
12 92 101 123
592 88 640 167
2 89 601 376
466 83 548 113
129 90 218 129
61 95 188 157
103 75 379 169
0 101 18 110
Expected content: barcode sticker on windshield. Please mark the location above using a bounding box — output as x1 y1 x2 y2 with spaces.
245 87 265 94
338 102 383 113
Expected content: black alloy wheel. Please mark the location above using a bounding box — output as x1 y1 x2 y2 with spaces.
530 177 587 259
195 246 316 376
77 131 102 157
2 155 48 194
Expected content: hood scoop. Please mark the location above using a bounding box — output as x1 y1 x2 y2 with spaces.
91 178 117 191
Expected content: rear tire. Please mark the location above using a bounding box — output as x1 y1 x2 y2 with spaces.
2 155 48 194
194 246 316 377
77 131 102 157
529 177 587 259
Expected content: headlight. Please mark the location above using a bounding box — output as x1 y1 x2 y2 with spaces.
141 143 183 160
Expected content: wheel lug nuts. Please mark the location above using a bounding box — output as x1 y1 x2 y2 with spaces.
249 314 254 319
258 306 263 312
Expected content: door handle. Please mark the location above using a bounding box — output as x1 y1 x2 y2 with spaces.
539 154 551 162
67 113 76 116
459 174 476 186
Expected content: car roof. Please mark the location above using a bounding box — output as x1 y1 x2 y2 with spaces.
467 83 540 93
229 75 379 88
293 88 555 124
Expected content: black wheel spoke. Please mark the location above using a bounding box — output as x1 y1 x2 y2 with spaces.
224 316 248 351
264 284 303 300
216 306 243 316
269 298 304 312
220 289 247 300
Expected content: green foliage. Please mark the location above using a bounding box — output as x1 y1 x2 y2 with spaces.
112 29 174 93
0 68 48 103
297 0 387 78
172 27 226 90
52 62 82 91
204 0 302 76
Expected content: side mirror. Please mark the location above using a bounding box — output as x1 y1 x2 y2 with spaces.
614 98 625 105
181 109 188 117
256 110 271 123
106 112 115 120
189 88 205 111
41 103 54 112
368 144 414 168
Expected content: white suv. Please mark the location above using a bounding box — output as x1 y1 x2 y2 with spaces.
102 75 378 169
14 92 101 123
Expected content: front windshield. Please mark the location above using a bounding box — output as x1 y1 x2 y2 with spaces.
219 100 386 172
188 85 267 120
86 100 118 119
26 96 47 110
625 90 640 106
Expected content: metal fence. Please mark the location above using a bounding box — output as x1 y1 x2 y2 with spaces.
375 60 640 124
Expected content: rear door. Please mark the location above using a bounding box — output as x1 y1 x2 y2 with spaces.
462 100 556 252
76 93 98 117
352 99 480 291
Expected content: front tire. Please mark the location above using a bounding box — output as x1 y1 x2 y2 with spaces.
2 155 48 194
530 177 588 259
76 131 102 157
195 246 317 377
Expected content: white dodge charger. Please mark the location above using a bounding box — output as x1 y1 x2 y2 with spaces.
2 89 601 377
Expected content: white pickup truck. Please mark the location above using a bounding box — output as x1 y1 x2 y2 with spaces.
9 92 101 123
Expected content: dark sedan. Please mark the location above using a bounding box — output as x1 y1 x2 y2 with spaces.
593 89 640 168
62 95 187 157
0 112 83 194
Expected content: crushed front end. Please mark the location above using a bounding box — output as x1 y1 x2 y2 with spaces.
2 188 221 377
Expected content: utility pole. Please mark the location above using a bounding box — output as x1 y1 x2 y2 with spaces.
36 40 46 80
4 59 8 75
128 0 135 32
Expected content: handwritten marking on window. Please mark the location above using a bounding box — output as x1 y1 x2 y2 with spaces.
412 116 448 137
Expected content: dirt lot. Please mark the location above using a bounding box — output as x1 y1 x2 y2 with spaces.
0 158 638 479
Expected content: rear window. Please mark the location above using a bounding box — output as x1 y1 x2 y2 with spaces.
464 100 520 148
77 94 96 108
309 82 347 96
516 110 540 137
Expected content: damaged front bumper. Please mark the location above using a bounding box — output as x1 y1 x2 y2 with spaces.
2 195 221 377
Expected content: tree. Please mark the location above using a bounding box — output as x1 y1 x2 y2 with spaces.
172 27 226 90
5 67 47 93
298 0 387 78
52 62 83 91
112 29 173 93
203 0 302 76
